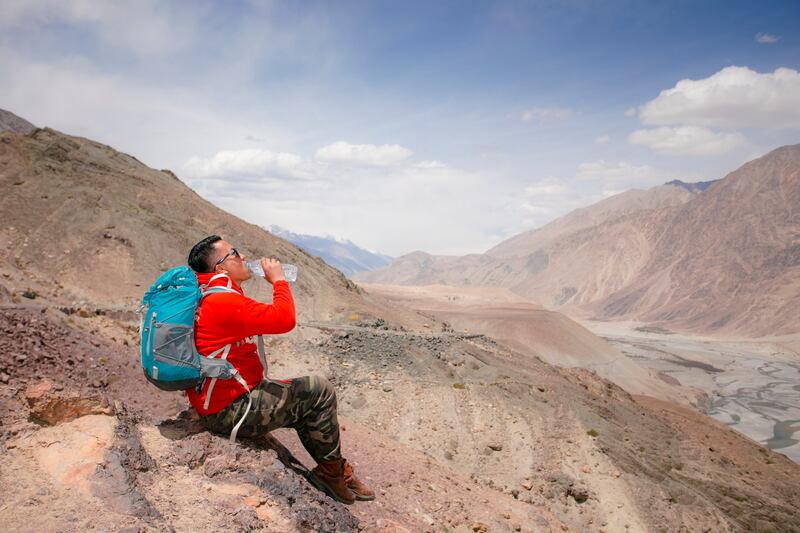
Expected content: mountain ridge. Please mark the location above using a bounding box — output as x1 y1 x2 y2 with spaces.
268 225 392 277
358 145 800 336
2 115 799 531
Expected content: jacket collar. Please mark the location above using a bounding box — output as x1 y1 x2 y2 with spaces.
196 271 244 295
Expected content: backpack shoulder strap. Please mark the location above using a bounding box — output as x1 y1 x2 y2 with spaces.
202 286 239 297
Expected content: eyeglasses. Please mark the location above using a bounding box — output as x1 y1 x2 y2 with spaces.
215 247 241 266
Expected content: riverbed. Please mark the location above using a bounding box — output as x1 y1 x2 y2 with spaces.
583 321 800 464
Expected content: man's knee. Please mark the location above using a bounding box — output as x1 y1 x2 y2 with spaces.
307 375 336 405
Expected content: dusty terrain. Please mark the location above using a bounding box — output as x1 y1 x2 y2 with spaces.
364 284 800 465
361 284 700 406
4 299 800 532
2 122 800 532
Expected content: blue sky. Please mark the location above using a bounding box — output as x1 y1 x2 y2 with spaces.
1 0 799 255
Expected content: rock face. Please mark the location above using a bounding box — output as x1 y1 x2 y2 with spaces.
359 146 800 336
594 144 800 336
0 108 36 134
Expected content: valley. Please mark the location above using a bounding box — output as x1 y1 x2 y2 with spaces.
585 321 800 463
364 283 800 466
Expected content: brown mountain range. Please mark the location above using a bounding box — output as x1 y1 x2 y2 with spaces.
357 145 800 336
1 121 798 531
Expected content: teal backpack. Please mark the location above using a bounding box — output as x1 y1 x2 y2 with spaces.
138 266 241 391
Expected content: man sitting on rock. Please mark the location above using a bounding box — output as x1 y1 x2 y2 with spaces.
186 235 374 504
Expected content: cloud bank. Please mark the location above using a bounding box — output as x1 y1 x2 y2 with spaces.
628 126 747 156
182 149 308 180
637 66 800 129
315 141 413 166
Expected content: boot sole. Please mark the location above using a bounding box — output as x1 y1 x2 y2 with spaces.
308 472 355 505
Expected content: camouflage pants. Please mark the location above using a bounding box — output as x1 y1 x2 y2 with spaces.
200 375 342 462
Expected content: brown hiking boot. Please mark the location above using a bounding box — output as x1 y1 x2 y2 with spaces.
310 459 355 504
343 459 375 501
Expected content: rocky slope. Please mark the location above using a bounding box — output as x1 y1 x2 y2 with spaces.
0 127 391 323
0 108 36 134
2 304 799 532
595 144 800 336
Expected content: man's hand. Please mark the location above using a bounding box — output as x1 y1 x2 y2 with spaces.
260 257 286 285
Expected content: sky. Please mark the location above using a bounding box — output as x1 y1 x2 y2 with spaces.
1 0 799 257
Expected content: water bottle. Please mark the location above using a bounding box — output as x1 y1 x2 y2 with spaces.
247 260 298 283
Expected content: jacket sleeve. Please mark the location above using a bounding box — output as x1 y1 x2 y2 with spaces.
218 281 296 338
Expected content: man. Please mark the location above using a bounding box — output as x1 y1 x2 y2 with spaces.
186 235 374 505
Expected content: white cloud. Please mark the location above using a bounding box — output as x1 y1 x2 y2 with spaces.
594 134 611 145
414 160 447 169
0 47 269 169
514 160 676 233
182 149 310 180
189 156 510 256
755 32 779 44
628 126 747 156
524 178 569 196
637 66 800 129
0 0 197 55
521 106 574 122
315 141 413 166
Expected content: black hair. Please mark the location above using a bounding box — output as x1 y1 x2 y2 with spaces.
188 235 222 273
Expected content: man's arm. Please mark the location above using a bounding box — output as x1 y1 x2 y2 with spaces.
216 281 296 337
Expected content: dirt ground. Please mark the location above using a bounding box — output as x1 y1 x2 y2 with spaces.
2 293 800 532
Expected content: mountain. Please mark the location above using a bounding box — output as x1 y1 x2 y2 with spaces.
665 178 719 192
358 150 800 337
595 144 800 335
356 181 701 300
268 225 392 277
2 116 799 531
0 108 36 134
0 126 384 323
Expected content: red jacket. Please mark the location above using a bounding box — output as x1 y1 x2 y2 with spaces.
186 271 296 415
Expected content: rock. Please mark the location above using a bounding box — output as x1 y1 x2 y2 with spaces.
350 396 367 409
522 480 533 491
27 391 112 426
382 384 393 392
471 523 488 532
25 380 55 403
487 442 503 451
567 485 590 504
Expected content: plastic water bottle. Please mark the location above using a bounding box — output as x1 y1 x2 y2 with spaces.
247 260 298 283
